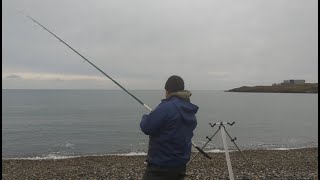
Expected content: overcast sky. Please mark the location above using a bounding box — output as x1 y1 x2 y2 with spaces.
2 0 318 90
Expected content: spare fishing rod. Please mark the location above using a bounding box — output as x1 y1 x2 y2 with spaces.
23 14 211 160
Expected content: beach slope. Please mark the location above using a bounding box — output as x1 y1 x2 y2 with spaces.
2 148 318 179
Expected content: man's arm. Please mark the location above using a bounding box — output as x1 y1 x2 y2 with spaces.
140 104 168 135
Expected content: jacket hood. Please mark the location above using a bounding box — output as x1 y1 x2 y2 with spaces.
167 90 192 102
167 90 198 125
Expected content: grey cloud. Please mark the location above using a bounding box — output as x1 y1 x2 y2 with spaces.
2 0 318 89
6 74 22 79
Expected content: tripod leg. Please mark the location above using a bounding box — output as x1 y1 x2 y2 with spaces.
187 127 220 166
221 126 235 180
223 127 262 180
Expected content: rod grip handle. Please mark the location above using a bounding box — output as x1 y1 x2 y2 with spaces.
195 146 211 159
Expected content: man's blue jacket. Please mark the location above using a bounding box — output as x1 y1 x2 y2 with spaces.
140 90 198 167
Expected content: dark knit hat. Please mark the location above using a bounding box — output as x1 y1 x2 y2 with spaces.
165 75 184 93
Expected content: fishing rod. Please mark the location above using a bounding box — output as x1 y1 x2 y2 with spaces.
23 14 211 160
23 14 152 112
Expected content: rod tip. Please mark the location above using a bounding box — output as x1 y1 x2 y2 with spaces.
18 10 25 15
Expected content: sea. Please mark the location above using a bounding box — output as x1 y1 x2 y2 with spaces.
2 89 318 159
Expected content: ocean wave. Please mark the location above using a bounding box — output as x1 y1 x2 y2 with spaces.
204 149 236 153
3 146 317 160
268 147 303 151
3 153 80 160
3 152 147 160
108 152 147 156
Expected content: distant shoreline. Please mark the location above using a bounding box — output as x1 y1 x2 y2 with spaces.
227 83 318 94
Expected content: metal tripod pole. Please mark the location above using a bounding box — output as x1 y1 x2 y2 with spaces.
223 126 262 180
187 126 219 166
221 125 234 180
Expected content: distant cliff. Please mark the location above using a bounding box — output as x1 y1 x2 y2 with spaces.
227 83 318 93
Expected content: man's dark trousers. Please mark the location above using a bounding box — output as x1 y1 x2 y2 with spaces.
142 164 186 180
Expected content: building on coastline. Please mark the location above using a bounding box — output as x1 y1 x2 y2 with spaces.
282 79 305 85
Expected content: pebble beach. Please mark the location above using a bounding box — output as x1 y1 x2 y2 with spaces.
2 148 318 180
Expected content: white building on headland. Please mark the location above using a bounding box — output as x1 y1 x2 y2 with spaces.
282 79 305 85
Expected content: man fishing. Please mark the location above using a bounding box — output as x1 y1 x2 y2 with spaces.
140 75 199 180
23 15 207 179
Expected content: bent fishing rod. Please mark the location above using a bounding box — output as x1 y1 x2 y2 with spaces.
24 14 211 160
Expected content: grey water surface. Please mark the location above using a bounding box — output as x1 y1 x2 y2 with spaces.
2 89 318 158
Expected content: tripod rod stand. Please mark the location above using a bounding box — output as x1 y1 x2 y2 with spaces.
187 122 262 180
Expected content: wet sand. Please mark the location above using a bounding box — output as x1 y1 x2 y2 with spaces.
2 148 318 180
